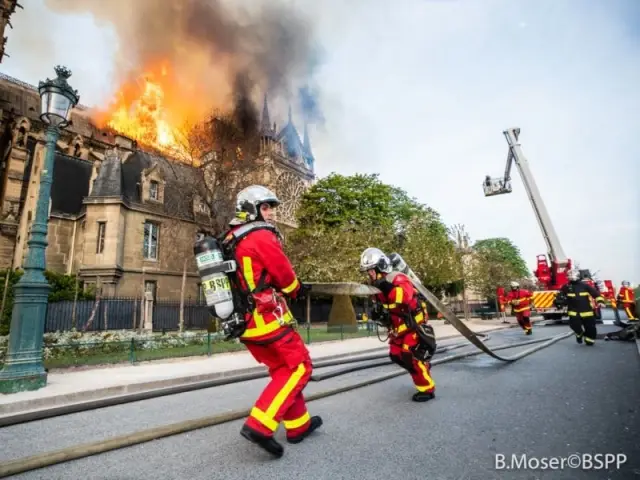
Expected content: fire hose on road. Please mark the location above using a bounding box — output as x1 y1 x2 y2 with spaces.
0 331 571 478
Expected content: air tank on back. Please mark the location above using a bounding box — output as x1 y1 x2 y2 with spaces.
193 234 235 320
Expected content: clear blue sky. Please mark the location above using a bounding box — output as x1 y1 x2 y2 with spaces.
4 0 639 286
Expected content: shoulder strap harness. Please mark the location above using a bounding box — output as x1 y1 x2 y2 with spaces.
220 221 283 314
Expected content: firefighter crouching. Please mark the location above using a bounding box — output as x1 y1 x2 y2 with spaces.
360 248 436 402
557 269 606 346
617 281 638 321
503 281 533 335
221 185 322 458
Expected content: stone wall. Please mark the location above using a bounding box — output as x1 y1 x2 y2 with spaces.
45 216 76 273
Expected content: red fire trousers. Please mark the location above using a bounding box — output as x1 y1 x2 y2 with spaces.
389 331 435 394
243 330 313 440
515 310 532 332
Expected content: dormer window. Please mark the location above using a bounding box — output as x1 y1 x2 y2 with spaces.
149 180 159 200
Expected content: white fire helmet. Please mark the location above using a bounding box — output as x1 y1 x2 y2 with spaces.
231 185 280 224
359 247 392 274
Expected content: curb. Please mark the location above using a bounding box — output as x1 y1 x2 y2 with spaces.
0 323 520 416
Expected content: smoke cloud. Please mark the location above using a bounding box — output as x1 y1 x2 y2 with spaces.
44 0 324 123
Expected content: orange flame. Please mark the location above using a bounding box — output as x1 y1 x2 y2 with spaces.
94 61 214 158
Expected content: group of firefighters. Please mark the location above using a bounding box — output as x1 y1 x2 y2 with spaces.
215 183 637 459
499 278 637 345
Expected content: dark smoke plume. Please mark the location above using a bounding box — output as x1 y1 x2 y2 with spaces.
44 0 323 122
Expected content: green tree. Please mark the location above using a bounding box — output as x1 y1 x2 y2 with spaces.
466 237 531 300
286 173 460 288
296 172 431 231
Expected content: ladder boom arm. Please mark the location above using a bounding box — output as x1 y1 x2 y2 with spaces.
503 128 568 267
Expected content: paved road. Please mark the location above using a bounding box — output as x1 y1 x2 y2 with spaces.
6 323 640 479
1 329 524 462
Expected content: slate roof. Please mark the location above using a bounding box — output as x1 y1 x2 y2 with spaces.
51 153 93 215
89 150 205 221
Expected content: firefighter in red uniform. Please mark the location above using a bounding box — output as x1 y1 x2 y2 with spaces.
221 185 322 458
617 281 637 321
360 248 436 402
503 281 533 335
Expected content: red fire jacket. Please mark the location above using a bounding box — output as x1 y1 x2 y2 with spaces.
504 289 533 314
375 272 426 335
618 286 635 305
231 225 301 343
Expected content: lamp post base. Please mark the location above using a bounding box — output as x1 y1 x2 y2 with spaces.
0 371 47 394
0 281 50 394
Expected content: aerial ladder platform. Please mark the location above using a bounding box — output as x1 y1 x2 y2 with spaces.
482 128 608 321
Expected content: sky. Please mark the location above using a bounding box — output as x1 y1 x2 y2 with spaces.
3 0 639 286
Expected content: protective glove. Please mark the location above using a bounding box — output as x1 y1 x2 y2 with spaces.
297 282 312 299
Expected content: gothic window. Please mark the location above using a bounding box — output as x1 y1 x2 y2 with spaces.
275 171 306 225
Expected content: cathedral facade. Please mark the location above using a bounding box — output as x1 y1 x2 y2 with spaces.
0 71 316 300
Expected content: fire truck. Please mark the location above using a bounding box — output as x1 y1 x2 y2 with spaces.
482 128 612 321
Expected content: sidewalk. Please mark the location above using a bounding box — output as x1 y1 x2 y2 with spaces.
0 317 526 415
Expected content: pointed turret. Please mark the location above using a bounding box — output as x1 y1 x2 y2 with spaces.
302 121 315 172
260 94 275 137
303 122 312 156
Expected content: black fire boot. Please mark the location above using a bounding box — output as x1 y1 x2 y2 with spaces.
412 391 435 402
287 416 323 444
240 425 284 458
575 333 583 344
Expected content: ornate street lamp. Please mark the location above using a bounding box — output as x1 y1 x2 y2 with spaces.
0 66 79 393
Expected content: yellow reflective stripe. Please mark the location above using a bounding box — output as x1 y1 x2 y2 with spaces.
242 257 256 291
514 306 530 313
249 407 279 431
383 303 397 309
249 363 307 431
283 411 310 430
394 287 404 304
396 313 424 333
567 293 576 297
240 310 294 338
267 363 306 425
416 361 435 392
595 296 604 302
579 292 589 296
568 310 594 317
282 277 299 294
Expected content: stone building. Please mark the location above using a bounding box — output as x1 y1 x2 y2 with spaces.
0 72 316 300
0 1 20 64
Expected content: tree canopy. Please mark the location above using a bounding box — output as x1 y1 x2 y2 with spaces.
465 237 531 299
286 173 460 289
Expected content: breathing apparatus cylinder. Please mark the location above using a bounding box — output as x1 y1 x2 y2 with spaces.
194 236 235 319
388 253 418 283
193 235 246 338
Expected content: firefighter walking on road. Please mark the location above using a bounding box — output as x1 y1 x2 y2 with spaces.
361 248 437 402
221 185 322 458
617 281 638 321
558 269 606 346
503 281 533 335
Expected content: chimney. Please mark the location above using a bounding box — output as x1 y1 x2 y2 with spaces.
114 134 134 150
